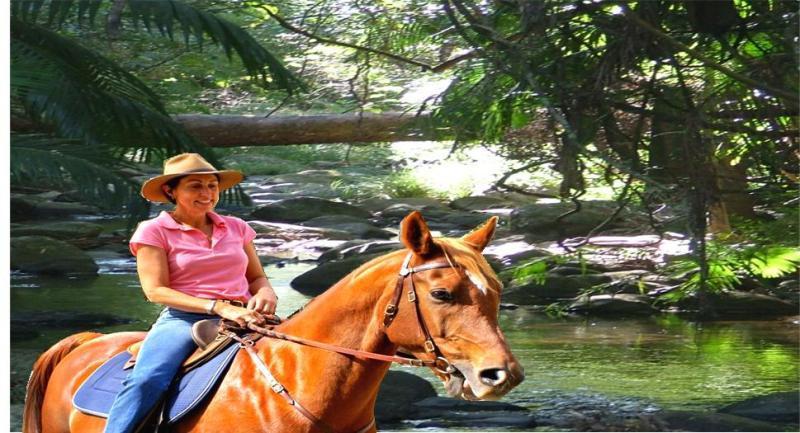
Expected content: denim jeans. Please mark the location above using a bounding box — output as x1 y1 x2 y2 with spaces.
104 308 214 433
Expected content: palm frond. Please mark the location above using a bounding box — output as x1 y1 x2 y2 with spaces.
11 0 304 93
11 133 150 221
11 17 207 162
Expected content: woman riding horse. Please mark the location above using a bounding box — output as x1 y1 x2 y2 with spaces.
103 153 279 433
24 200 524 432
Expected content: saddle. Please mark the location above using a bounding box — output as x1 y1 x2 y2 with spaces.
123 319 231 372
73 318 277 426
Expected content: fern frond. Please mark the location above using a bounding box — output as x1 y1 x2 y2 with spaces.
11 0 304 93
748 247 800 279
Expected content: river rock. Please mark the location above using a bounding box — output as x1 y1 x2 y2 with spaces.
358 197 448 214
408 397 535 428
509 201 639 241
375 371 437 422
718 391 799 423
291 253 383 296
502 274 613 304
11 194 100 221
264 169 343 185
433 212 495 231
569 294 659 316
300 215 395 239
10 221 103 248
678 291 798 318
659 410 788 432
450 196 515 211
11 236 98 275
377 203 450 222
317 240 401 263
257 182 340 199
252 198 371 223
249 220 355 241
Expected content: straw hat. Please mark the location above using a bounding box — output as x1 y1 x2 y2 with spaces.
140 153 244 203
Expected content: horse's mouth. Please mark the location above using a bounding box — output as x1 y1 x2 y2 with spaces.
443 361 514 401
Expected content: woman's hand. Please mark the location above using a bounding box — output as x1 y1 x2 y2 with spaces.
215 303 266 327
247 286 278 315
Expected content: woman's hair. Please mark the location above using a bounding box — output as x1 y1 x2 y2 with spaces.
162 173 220 204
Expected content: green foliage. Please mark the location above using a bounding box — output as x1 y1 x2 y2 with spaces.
382 170 434 198
662 243 800 302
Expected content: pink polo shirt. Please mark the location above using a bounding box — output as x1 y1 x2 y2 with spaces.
129 211 257 301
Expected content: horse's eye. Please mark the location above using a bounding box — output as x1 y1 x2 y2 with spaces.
430 289 454 302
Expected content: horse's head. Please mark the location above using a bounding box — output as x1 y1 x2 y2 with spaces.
382 211 524 400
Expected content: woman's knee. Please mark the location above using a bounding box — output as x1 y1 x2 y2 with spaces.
124 370 176 394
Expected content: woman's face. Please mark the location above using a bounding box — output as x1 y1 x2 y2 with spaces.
164 174 220 214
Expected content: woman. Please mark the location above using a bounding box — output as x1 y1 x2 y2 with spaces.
104 153 278 433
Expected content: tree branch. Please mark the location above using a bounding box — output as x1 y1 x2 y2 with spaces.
621 5 797 103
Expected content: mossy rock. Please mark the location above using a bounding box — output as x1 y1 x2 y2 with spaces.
11 236 98 275
10 221 103 248
252 198 371 223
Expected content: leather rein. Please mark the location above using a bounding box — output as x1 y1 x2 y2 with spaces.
223 253 459 432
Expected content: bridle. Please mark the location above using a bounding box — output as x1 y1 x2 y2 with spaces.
226 252 463 432
382 252 458 375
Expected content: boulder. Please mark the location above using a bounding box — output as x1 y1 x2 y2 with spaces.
377 203 450 222
290 254 382 296
11 194 100 221
257 182 340 199
409 397 535 428
509 201 639 241
678 291 798 318
375 371 437 422
10 221 103 248
502 274 613 304
358 197 448 214
450 196 515 211
659 410 788 432
249 221 355 241
569 294 659 316
300 216 395 239
251 198 371 223
11 236 98 275
264 169 342 185
718 391 799 423
317 240 401 263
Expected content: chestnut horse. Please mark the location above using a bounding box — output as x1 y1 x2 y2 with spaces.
23 212 524 433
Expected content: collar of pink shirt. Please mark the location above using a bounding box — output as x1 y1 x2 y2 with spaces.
155 210 227 231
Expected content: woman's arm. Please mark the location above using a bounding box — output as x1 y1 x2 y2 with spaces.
243 241 278 315
137 245 265 326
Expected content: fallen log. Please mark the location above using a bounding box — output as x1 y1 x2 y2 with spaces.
11 113 450 146
174 113 446 146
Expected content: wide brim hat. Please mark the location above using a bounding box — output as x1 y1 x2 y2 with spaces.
141 153 244 203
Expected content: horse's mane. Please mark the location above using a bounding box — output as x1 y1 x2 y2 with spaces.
350 238 502 295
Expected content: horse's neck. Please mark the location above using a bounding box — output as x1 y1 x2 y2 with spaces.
260 254 402 424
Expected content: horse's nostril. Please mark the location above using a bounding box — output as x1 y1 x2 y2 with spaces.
479 368 508 386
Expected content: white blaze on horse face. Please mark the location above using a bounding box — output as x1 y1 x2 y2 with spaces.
466 270 487 295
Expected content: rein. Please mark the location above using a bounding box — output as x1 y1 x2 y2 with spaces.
225 253 458 432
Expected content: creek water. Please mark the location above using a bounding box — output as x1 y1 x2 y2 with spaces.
10 257 799 431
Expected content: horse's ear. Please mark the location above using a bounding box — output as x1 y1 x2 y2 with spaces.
400 211 437 256
461 216 498 252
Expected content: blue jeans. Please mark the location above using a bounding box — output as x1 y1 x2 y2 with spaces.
104 308 214 433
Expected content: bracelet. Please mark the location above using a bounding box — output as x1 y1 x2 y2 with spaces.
206 299 218 315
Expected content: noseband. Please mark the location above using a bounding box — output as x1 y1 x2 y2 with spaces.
383 253 458 375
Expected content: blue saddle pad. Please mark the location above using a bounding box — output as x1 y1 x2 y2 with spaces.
73 342 240 424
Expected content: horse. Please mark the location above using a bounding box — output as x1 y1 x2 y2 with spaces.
23 211 524 433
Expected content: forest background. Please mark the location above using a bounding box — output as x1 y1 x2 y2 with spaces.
8 0 800 431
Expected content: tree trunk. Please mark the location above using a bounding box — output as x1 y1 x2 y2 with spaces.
174 113 445 147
